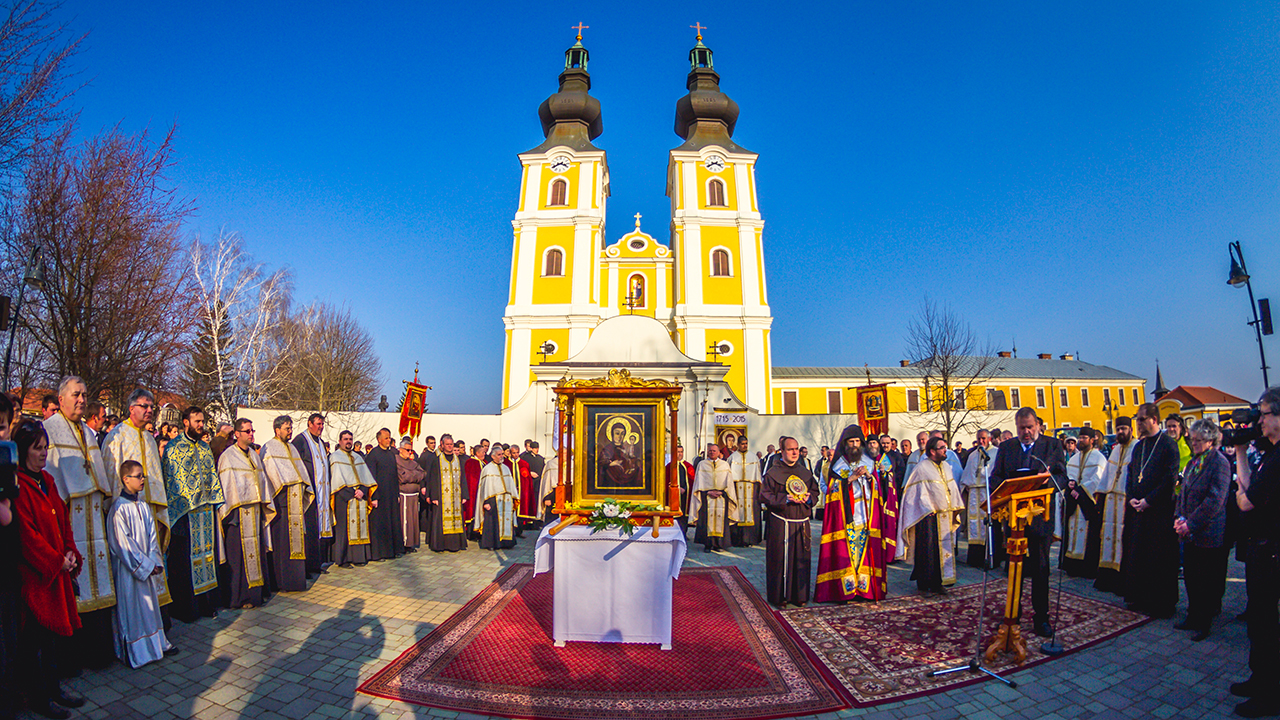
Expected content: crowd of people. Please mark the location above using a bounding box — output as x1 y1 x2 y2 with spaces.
0 375 559 719
678 393 1280 718
3 375 1279 718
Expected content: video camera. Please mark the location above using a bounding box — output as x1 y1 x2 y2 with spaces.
0 440 16 501
1222 405 1263 448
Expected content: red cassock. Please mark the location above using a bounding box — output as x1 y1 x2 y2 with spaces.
14 468 83 636
463 457 483 521
517 459 534 517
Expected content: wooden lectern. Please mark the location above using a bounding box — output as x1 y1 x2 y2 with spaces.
980 472 1053 665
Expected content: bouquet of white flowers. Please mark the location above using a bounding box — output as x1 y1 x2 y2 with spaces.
586 498 644 536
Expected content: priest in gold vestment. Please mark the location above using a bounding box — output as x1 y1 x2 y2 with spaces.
261 416 315 592
43 376 116 670
217 419 274 608
329 430 376 566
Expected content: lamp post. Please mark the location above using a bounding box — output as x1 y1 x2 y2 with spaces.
3 244 45 391
1228 241 1271 389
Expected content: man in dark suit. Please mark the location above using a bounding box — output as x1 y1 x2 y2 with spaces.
990 406 1068 637
292 412 332 575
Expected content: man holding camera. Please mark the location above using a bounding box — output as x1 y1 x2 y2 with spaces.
1231 388 1280 718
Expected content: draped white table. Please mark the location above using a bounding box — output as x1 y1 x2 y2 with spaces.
533 524 688 649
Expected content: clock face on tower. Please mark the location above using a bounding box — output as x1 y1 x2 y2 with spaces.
550 156 571 173
704 155 725 172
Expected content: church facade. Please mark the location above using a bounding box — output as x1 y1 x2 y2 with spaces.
502 33 773 414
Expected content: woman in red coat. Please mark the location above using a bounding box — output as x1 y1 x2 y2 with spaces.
13 419 86 719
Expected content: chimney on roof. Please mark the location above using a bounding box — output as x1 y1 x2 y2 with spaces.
997 351 1012 358
1060 353 1074 361
1038 353 1052 360
899 360 910 367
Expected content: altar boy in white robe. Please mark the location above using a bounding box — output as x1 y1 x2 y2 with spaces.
107 460 178 668
1061 427 1108 578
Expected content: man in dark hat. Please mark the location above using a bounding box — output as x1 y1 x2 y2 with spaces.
1095 416 1136 594
815 425 893 602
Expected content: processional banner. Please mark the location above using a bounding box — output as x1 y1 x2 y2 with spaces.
856 384 889 437
399 377 430 439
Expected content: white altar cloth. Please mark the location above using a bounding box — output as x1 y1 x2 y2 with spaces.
533 524 688 649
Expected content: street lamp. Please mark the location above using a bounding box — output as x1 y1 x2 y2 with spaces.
3 244 45 391
1227 241 1271 388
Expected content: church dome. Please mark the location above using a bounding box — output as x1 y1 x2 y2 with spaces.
672 34 748 152
532 37 603 152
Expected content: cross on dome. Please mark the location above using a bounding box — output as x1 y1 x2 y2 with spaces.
573 22 589 41
690 22 706 40
634 212 642 228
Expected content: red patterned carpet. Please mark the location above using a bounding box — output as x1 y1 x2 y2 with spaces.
358 564 851 719
782 579 1150 706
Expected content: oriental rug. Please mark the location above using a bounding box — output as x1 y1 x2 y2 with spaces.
781 580 1150 707
358 564 851 720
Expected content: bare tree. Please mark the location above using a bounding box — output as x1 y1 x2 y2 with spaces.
904 298 1001 442
0 0 84 181
269 302 381 412
185 230 292 422
6 123 198 404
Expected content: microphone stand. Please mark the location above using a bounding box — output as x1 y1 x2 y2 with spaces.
1029 452 1066 655
930 453 1016 687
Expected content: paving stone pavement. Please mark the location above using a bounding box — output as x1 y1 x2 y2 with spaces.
19 524 1252 720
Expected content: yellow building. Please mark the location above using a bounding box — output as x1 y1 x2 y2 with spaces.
771 352 1147 436
1155 385 1250 427
503 32 772 411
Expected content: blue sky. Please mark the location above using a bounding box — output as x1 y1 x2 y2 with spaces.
61 1 1280 413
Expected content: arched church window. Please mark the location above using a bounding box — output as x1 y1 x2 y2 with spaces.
707 178 726 207
549 178 568 206
710 248 731 277
543 248 564 277
626 274 646 309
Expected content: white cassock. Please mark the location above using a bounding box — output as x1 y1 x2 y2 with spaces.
474 462 519 543
959 447 998 549
898 459 963 585
107 492 175 668
102 420 171 605
689 459 738 537
728 449 762 527
1097 440 1135 572
1063 448 1108 562
43 412 116 613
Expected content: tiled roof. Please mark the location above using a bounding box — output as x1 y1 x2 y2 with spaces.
1160 385 1249 409
774 356 1143 382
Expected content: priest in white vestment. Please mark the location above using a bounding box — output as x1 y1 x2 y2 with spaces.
292 413 333 575
217 419 275 608
959 430 1002 568
475 445 519 549
728 435 764 547
43 376 116 669
102 388 171 606
329 430 376 566
899 437 963 594
261 417 315 592
690 444 738 553
107 460 177 668
1062 427 1108 578
1095 417 1136 594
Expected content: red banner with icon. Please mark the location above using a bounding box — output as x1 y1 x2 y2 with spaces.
856 384 889 437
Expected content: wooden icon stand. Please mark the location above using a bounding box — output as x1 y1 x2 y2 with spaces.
981 472 1053 665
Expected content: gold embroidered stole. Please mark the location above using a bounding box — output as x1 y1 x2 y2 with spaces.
347 497 371 545
239 505 264 588
1098 442 1132 570
189 506 218 594
440 455 463 534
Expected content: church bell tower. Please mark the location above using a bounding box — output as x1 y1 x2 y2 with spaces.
667 29 774 412
503 32 610 408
